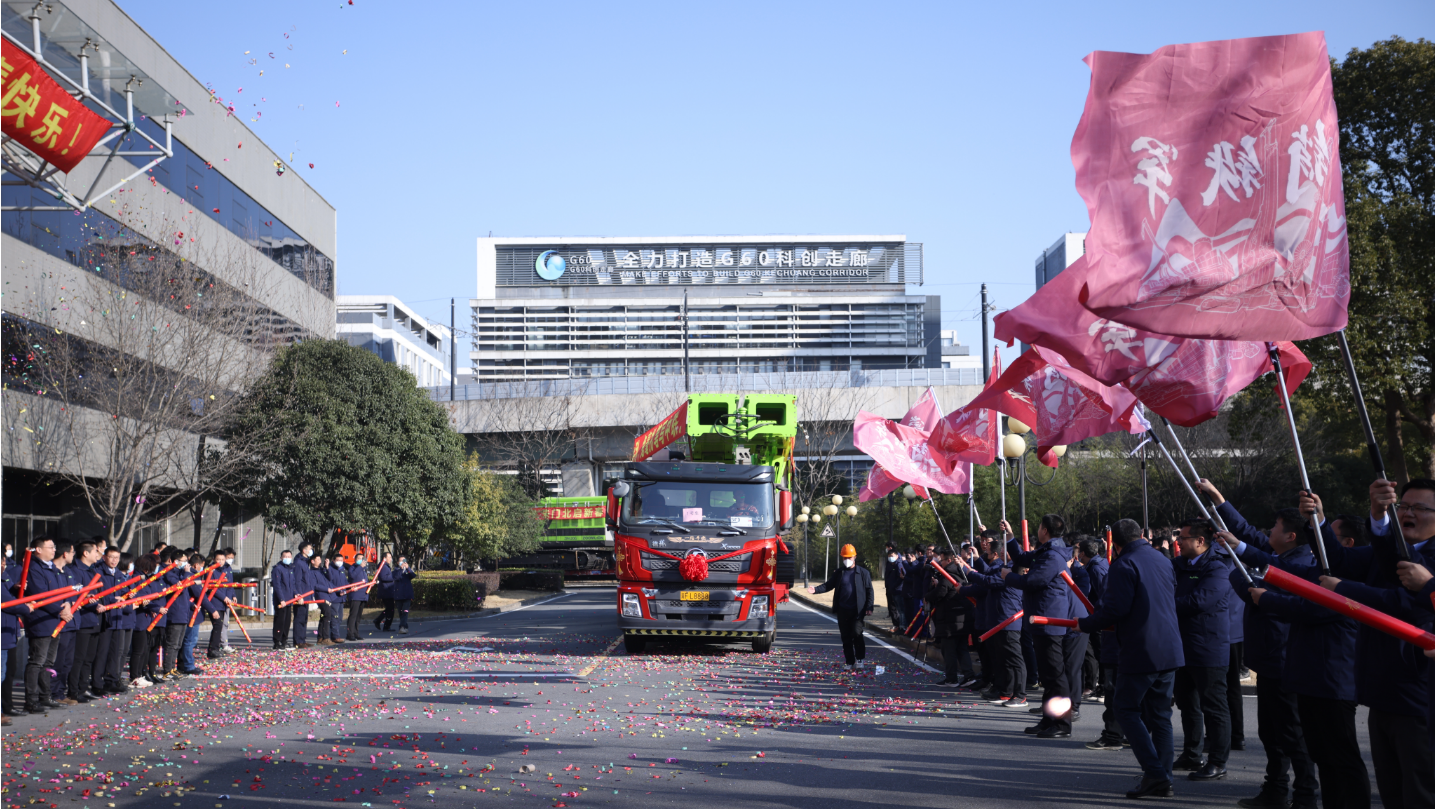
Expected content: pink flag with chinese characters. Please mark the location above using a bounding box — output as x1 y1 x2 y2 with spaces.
966 347 1147 467
929 350 1004 474
859 388 969 500
1073 32 1349 340
853 411 972 498
1127 340 1311 427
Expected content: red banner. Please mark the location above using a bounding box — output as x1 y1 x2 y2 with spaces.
2 39 112 174
534 505 603 521
631 401 688 461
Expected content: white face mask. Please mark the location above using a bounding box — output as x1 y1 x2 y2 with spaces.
887 555 897 563
281 557 292 566
302 549 312 558
842 558 855 568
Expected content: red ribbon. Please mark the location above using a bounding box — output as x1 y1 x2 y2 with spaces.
621 538 766 583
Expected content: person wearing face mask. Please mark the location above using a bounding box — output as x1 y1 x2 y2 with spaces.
326 553 349 644
391 557 417 634
372 553 396 632
201 552 231 661
90 546 125 697
344 554 370 641
215 547 238 656
806 544 874 670
308 554 335 646
882 544 906 633
271 549 299 651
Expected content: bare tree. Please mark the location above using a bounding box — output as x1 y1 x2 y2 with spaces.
3 205 315 551
457 381 583 497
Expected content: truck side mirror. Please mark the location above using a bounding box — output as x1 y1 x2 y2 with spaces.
779 490 793 530
605 488 619 529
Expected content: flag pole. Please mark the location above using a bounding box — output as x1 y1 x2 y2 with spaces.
1147 429 1255 585
1336 329 1411 560
1267 343 1331 576
1159 417 1231 534
924 496 959 557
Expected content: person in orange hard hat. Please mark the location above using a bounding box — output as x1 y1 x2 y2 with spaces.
807 544 874 669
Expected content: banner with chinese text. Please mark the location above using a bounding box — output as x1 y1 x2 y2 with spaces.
631 401 688 461
2 39 112 174
534 506 603 521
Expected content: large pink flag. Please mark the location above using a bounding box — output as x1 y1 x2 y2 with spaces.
1073 33 1349 340
1126 340 1312 427
858 387 966 500
929 350 1003 475
853 412 972 496
967 347 1147 467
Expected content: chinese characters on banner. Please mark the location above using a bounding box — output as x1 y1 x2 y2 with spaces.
534 506 604 521
631 401 688 461
1072 32 1349 341
2 40 111 174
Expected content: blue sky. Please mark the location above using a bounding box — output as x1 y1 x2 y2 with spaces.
122 0 1432 341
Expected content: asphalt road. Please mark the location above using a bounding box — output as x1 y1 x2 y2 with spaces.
2 588 1379 808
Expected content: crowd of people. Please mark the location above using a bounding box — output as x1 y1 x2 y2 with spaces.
1 539 421 723
869 477 1435 805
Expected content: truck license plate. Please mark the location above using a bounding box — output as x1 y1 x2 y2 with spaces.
680 591 710 602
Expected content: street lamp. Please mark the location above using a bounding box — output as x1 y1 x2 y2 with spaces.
796 509 811 585
813 494 855 575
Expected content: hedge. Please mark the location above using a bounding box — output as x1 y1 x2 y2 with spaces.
409 572 503 611
498 569 565 592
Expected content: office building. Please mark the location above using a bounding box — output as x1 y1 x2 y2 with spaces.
338 296 454 388
1034 232 1086 290
471 235 938 382
2 0 336 565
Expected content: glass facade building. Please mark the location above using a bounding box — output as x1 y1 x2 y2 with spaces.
471 236 940 382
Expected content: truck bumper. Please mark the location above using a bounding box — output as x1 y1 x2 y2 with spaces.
619 615 776 638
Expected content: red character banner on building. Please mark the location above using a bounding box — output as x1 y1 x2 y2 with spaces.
2 40 112 174
1072 32 1349 341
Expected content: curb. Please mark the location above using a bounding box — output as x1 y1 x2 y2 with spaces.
789 590 945 667
233 592 569 627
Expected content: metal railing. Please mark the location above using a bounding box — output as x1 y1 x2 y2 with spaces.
427 366 983 401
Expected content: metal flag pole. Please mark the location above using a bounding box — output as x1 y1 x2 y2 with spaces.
1267 343 1331 576
998 458 1009 563
1336 329 1411 560
1147 430 1256 585
925 496 959 557
1159 417 1231 534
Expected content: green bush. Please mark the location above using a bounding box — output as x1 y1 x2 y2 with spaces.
498 569 565 592
412 577 478 611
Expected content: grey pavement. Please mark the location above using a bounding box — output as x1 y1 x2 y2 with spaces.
1 588 1379 808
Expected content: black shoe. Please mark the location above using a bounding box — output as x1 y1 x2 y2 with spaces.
41 699 66 710
1036 726 1071 738
1172 754 1206 771
373 620 383 630
3 705 27 717
1231 738 1246 751
1125 775 1174 799
24 702 46 713
1029 706 1044 714
1085 736 1125 751
1188 764 1227 781
1236 789 1290 809
1071 709 1081 720
1024 724 1047 734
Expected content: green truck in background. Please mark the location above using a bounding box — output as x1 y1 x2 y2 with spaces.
499 496 615 579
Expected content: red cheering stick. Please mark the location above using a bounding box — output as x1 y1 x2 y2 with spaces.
1106 529 1113 563
148 588 185 632
1030 615 1079 628
51 573 144 636
108 562 220 612
17 549 32 594
929 561 959 587
979 610 1024 642
24 576 102 615
229 602 264 612
106 562 177 607
279 590 314 608
3 581 91 609
1060 570 1096 614
188 569 220 628
363 560 388 593
1261 566 1435 651
1021 519 1030 552
228 603 252 642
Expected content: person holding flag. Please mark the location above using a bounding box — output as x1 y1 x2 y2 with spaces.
1004 514 1080 738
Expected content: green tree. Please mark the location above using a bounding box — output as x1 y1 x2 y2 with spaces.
1306 37 1435 482
224 339 465 553
441 453 545 564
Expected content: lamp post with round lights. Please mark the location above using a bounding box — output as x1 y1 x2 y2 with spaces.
795 506 814 585
1002 417 1065 539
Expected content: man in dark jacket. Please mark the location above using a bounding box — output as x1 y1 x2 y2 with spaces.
1172 518 1233 781
1077 519 1184 800
962 539 1028 707
1315 480 1434 809
883 544 906 633
20 537 73 713
1231 507 1366 809
1213 505 1319 809
808 544 874 669
345 555 370 641
390 557 417 634
270 549 299 651
926 553 972 686
326 553 349 643
1005 514 1079 738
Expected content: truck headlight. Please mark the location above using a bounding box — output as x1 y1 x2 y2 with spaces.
750 596 769 616
621 593 642 617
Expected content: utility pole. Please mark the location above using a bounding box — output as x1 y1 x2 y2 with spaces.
980 283 990 380
682 288 690 393
450 298 457 401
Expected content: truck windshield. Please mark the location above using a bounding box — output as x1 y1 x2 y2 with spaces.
623 481 773 529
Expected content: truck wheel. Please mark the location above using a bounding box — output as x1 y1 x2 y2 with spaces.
751 631 775 654
623 634 646 655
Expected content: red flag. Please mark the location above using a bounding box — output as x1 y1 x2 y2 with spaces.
859 388 963 500
1073 33 1349 340
2 40 113 174
929 349 1004 474
1125 339 1311 427
858 465 904 502
967 347 1147 467
852 412 971 495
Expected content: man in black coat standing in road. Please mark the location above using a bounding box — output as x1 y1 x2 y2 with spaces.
808 543 874 670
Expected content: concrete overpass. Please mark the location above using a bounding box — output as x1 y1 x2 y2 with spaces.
427 369 984 495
